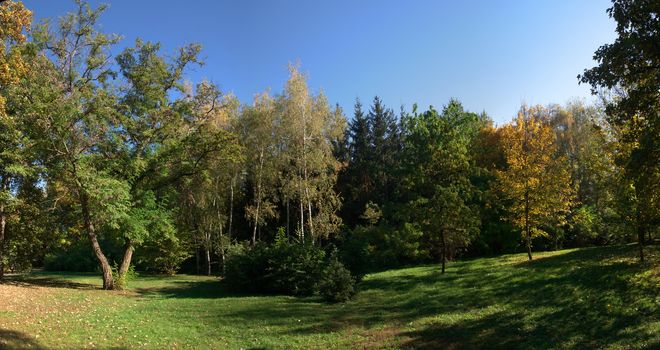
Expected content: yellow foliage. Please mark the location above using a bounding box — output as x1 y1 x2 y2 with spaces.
497 105 574 241
0 0 32 115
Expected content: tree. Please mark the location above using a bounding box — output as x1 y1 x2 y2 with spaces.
178 92 243 275
579 0 659 261
548 102 620 247
366 96 400 206
239 93 279 245
338 99 373 227
498 106 574 260
277 66 345 243
26 0 121 289
0 0 32 279
401 101 481 272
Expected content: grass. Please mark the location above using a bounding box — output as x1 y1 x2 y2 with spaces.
0 244 658 349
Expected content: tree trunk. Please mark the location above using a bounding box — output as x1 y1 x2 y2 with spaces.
299 176 305 242
228 177 234 239
116 240 134 290
81 192 114 290
0 177 8 280
0 203 5 280
525 191 532 260
252 149 264 245
286 199 290 236
638 226 645 263
119 240 134 277
195 248 201 275
440 230 446 274
220 248 226 276
205 245 211 276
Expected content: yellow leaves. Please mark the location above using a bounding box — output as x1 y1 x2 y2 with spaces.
0 1 33 93
498 105 575 235
0 1 32 42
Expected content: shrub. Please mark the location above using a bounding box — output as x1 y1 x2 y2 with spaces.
224 241 271 293
43 242 98 272
112 263 139 290
341 222 425 279
136 234 190 275
319 250 356 303
224 239 356 302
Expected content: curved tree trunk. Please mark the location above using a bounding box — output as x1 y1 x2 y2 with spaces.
116 240 134 290
81 192 114 290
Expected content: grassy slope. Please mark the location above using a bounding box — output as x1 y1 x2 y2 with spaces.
0 244 657 349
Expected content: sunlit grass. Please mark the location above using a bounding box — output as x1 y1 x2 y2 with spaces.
0 244 657 349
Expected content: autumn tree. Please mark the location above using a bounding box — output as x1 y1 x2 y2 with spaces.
0 0 32 279
498 106 574 260
278 66 345 242
239 93 279 244
178 91 243 275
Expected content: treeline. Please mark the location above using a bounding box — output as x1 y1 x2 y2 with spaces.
0 0 657 294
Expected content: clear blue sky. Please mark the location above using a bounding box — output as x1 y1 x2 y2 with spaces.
24 0 616 124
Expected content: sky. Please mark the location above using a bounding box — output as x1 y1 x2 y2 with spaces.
23 0 617 124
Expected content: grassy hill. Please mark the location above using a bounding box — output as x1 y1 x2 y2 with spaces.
0 244 657 349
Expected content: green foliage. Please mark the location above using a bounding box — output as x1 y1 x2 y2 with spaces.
44 243 98 272
580 0 659 260
319 249 356 302
342 222 425 278
136 233 190 275
225 240 355 301
112 263 138 289
225 241 325 296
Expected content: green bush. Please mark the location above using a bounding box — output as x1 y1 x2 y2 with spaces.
135 234 190 275
319 250 356 303
224 239 356 302
43 242 98 272
341 222 425 278
224 241 271 293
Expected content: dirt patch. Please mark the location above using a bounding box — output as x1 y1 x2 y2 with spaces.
356 326 410 349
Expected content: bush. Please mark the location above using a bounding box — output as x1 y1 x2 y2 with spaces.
319 250 356 303
224 239 356 302
44 242 98 272
225 240 325 296
341 222 425 279
136 234 190 275
224 241 272 293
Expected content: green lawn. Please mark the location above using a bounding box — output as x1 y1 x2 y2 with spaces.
0 244 658 349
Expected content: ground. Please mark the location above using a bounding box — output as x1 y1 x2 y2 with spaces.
0 244 658 349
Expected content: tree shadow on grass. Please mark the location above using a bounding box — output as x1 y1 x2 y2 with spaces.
0 276 96 290
0 328 45 350
133 279 232 299
220 245 658 349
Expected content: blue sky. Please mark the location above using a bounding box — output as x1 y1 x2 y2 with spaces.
24 0 616 124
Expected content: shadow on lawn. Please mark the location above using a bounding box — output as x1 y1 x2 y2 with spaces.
0 276 95 290
133 279 230 298
224 244 658 349
0 328 45 350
